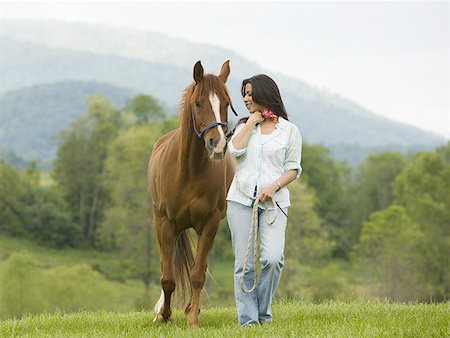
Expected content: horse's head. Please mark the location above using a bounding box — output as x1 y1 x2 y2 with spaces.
190 60 235 160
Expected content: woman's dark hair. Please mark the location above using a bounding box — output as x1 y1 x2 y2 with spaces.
241 74 288 120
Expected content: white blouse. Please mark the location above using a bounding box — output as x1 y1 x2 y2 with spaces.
226 117 302 208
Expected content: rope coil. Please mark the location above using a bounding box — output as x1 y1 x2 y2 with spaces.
235 165 278 294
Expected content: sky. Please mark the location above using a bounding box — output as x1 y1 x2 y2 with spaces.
1 1 449 138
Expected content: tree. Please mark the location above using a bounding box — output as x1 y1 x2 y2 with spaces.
53 95 121 244
98 120 175 288
53 94 168 245
353 206 426 301
393 151 450 300
301 143 351 256
354 152 407 216
286 180 334 262
0 160 25 235
279 180 336 300
0 161 76 247
348 152 407 250
436 141 450 163
20 188 78 248
124 95 166 124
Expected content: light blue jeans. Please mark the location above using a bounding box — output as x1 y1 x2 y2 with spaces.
227 201 288 326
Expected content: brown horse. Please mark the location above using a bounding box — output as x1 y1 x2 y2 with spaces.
147 60 236 327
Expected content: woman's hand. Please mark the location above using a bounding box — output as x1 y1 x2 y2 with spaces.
259 181 278 202
229 111 264 152
247 111 264 126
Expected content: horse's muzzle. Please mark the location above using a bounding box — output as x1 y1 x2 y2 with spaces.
206 140 227 160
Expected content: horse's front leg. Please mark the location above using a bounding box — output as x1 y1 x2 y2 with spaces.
186 215 220 327
154 216 177 323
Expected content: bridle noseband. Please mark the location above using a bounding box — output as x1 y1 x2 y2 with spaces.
191 103 238 138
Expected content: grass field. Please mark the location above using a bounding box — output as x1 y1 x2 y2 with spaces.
0 236 125 278
1 237 448 337
0 235 236 321
1 300 448 337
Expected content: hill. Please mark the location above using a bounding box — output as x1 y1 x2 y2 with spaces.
0 38 187 108
0 19 446 166
0 81 135 165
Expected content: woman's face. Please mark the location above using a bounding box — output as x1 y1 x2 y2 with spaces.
243 83 265 113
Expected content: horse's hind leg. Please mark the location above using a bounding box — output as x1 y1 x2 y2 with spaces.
154 215 177 323
187 216 220 327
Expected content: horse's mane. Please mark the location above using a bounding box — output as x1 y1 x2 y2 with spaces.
179 75 231 135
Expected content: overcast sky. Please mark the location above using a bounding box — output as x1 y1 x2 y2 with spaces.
1 1 449 138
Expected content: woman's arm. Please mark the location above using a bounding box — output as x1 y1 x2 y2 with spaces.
229 112 264 152
259 125 302 202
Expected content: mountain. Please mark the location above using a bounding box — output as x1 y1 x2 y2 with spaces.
0 19 446 166
0 81 135 165
0 38 188 109
0 19 258 75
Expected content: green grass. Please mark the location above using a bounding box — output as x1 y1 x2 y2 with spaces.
1 300 448 337
1 237 448 336
0 236 154 318
0 236 237 312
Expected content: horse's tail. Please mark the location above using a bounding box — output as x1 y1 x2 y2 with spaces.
174 229 209 312
153 228 209 313
174 229 196 305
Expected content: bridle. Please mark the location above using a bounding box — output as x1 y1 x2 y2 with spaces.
191 103 238 138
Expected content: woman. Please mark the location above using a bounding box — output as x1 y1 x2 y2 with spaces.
226 74 302 326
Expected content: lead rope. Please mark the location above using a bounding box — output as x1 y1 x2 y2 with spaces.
235 163 278 294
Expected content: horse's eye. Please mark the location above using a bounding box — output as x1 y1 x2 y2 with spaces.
195 101 201 108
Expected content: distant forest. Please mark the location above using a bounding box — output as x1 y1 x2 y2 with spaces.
0 81 444 169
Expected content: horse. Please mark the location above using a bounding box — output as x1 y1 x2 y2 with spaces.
147 60 236 327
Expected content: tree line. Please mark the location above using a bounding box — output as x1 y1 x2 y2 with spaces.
0 93 448 302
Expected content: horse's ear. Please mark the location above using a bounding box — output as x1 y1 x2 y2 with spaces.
193 61 204 84
218 60 230 83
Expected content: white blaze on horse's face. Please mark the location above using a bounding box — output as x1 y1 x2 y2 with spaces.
207 92 227 159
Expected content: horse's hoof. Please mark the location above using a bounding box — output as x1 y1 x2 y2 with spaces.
188 319 199 328
187 313 199 328
153 314 172 324
153 314 164 323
